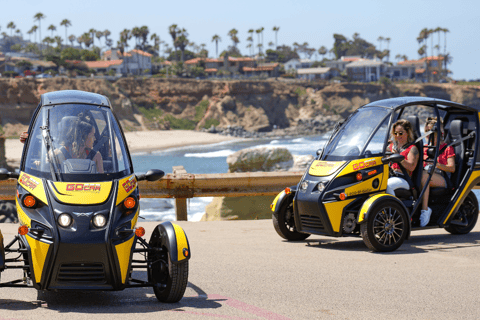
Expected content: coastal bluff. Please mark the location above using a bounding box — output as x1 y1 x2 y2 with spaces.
1 78 480 138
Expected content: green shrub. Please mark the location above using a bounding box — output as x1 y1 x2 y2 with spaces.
195 100 209 122
203 118 220 129
295 87 306 96
164 114 196 130
138 106 164 121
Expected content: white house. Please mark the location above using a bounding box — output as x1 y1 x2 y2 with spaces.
345 59 386 82
296 67 338 80
284 59 313 73
103 49 152 75
324 56 361 72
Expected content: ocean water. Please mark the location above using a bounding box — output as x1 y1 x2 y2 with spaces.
132 133 480 222
132 134 330 221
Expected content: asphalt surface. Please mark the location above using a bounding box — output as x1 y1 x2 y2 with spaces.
1 219 480 320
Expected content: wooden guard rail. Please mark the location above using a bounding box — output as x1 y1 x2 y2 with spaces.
0 166 304 221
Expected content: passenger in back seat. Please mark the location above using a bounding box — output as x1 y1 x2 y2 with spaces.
420 117 455 227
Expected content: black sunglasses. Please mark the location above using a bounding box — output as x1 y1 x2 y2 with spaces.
394 132 404 136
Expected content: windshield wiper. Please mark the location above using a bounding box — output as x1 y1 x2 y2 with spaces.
41 109 62 181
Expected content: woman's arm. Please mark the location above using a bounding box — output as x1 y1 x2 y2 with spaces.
436 156 455 173
94 152 104 173
401 146 419 172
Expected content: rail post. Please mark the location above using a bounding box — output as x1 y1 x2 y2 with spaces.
172 166 193 221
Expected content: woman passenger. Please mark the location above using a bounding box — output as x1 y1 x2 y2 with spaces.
419 117 455 227
386 119 419 196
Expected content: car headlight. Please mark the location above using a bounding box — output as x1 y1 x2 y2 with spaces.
300 181 309 191
92 214 107 228
58 213 73 228
317 182 326 192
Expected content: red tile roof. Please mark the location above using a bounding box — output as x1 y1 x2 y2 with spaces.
243 63 279 72
129 49 153 57
84 60 123 69
398 56 444 65
185 56 255 64
415 68 426 74
204 68 217 73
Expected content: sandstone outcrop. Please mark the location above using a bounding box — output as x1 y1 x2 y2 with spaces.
201 147 313 221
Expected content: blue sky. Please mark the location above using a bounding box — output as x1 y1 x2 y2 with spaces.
1 0 479 80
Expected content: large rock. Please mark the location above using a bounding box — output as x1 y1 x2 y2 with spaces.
227 146 293 172
203 147 313 221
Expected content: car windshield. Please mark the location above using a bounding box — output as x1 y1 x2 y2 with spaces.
322 107 390 160
23 104 132 182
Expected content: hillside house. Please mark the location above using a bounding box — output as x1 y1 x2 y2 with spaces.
324 56 361 72
284 59 313 73
102 49 152 75
296 67 339 80
345 59 386 81
185 55 255 75
398 56 445 82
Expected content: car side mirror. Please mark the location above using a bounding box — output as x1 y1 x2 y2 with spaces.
316 148 323 156
0 168 19 180
136 169 165 182
381 154 405 164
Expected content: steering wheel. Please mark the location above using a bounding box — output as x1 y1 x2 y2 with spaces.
346 146 360 156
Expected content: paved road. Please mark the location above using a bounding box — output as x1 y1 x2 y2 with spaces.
1 219 480 320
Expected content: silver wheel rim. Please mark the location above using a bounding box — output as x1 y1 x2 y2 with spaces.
373 207 404 246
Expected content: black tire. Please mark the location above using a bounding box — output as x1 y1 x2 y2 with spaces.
273 199 310 241
150 250 189 303
445 191 479 235
360 200 408 252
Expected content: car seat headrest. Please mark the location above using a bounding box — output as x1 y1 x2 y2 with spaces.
406 115 420 139
450 119 463 137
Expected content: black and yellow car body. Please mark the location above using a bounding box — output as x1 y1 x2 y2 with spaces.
272 97 480 252
0 90 190 302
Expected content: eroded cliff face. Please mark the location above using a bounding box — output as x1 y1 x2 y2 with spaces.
1 78 480 137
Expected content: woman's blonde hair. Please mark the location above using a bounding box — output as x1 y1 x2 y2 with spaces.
425 116 444 142
391 119 415 144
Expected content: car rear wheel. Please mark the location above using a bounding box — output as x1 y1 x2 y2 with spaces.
445 191 479 235
273 199 310 241
360 200 408 252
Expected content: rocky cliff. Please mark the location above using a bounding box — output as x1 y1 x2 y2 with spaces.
1 78 480 137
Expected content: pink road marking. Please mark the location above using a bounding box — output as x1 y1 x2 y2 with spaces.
207 294 292 320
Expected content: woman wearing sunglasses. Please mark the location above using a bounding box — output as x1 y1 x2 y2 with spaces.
386 119 419 197
419 117 455 227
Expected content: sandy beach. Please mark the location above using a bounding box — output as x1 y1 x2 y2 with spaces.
5 130 238 168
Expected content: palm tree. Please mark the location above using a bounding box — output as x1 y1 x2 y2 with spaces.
212 34 221 58
29 25 38 43
7 22 16 37
434 26 442 56
77 34 84 48
272 26 280 49
96 30 104 48
175 28 189 62
120 29 131 73
60 19 71 46
385 37 390 61
132 27 141 49
83 32 93 48
418 28 429 59
256 27 264 53
442 28 449 57
27 28 34 42
228 29 239 50
104 29 112 49
140 26 149 50
68 34 76 47
16 29 22 40
246 36 253 56
89 28 96 47
48 24 56 37
54 36 63 47
429 28 434 58
377 36 384 51
151 33 159 55
169 24 178 61
248 29 255 54
268 41 274 49
34 12 45 48
255 29 262 54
